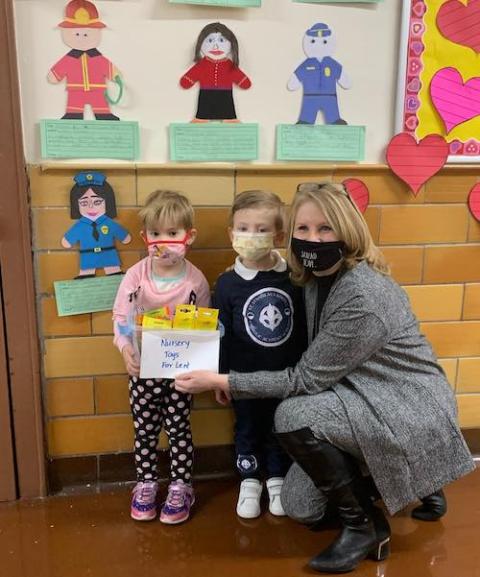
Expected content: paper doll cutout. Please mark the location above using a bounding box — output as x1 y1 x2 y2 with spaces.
385 133 449 196
468 183 480 222
180 22 252 122
61 171 131 278
437 0 480 54
430 67 480 134
288 23 351 125
47 0 123 120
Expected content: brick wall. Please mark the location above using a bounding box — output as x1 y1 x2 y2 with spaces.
29 164 480 464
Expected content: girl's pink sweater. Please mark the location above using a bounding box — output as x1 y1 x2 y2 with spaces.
112 257 211 352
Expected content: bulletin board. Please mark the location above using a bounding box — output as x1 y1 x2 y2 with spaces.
14 0 402 163
396 0 480 162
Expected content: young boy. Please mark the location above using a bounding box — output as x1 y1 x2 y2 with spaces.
214 190 307 519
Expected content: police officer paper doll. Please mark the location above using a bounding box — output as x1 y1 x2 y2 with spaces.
47 0 123 120
288 23 351 125
61 171 131 278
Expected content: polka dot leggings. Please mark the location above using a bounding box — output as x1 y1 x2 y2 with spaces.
129 376 193 483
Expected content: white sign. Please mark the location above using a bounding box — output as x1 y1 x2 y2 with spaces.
140 330 220 379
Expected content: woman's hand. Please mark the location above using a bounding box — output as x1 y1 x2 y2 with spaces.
121 344 140 377
175 371 229 395
215 388 232 406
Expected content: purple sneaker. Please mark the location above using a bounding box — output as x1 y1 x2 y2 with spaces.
160 482 195 525
131 481 159 521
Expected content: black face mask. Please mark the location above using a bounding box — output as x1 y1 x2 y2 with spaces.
291 238 346 272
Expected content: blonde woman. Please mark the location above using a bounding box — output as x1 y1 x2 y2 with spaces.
175 182 474 573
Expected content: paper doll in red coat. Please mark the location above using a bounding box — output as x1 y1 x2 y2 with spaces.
180 22 252 123
47 0 122 120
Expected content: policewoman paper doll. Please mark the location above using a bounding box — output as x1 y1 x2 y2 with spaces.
61 171 131 278
288 23 351 125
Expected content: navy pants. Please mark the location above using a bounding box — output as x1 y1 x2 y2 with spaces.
233 398 291 480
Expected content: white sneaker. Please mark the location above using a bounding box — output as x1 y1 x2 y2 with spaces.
236 479 262 519
266 477 286 516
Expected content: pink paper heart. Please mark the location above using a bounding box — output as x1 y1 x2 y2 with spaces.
342 179 370 214
407 77 421 93
412 1 426 18
431 67 480 133
386 133 449 195
468 183 480 222
437 0 480 53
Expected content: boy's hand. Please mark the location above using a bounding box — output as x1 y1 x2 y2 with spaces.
215 388 231 406
122 344 140 377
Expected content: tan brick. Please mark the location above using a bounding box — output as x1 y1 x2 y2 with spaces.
425 172 476 203
195 208 231 248
188 249 235 288
41 297 91 336
457 358 480 393
464 284 480 320
192 391 221 410
44 336 125 378
47 378 95 417
469 215 480 242
29 166 136 207
420 322 480 357
364 207 381 244
48 415 133 456
457 394 480 428
424 246 480 283
379 205 468 245
404 285 463 321
381 247 424 284
92 311 114 335
137 169 234 206
95 375 129 414
437 358 458 390
237 170 333 204
333 168 424 204
190 408 234 446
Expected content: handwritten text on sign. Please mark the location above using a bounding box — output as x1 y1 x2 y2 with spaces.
140 330 220 379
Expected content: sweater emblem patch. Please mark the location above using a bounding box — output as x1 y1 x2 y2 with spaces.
242 287 293 347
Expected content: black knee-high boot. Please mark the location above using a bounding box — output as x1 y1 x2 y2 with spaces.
411 490 447 521
276 427 390 574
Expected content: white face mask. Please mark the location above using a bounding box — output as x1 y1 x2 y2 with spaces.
232 231 275 262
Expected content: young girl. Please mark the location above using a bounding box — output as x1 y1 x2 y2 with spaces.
180 22 251 122
214 190 306 519
112 190 210 524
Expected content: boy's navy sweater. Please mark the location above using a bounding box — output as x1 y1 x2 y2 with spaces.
214 265 307 374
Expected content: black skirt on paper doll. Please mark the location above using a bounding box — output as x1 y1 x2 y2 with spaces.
196 89 236 120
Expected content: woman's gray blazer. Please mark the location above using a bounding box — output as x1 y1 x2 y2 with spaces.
229 261 475 514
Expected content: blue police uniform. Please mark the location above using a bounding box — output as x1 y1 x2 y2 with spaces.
64 214 129 270
295 23 344 125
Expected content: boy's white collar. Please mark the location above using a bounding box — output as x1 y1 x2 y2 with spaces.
234 250 287 280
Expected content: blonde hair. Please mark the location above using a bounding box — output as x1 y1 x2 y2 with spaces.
230 189 285 231
138 190 194 230
288 182 390 285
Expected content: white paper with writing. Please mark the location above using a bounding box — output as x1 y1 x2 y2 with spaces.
140 330 220 379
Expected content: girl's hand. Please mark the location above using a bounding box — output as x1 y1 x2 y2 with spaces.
122 344 140 377
175 371 229 395
215 388 232 406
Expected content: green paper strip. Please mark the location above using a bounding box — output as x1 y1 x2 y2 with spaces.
169 0 261 6
170 123 259 161
276 124 365 162
40 119 140 160
54 275 124 316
